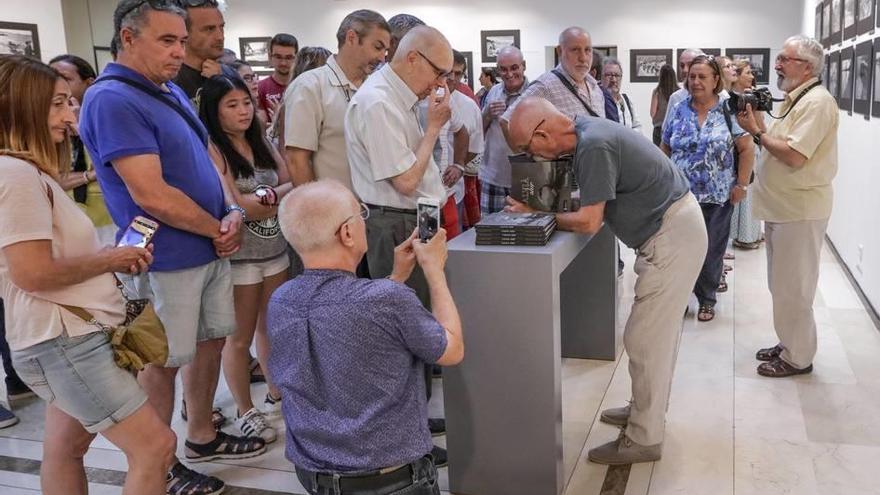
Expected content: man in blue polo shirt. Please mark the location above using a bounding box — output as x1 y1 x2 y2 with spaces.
79 1 265 493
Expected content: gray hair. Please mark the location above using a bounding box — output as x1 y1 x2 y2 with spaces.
388 13 425 42
602 56 622 71
113 0 186 44
558 26 590 46
680 48 705 60
278 180 358 255
785 35 824 78
336 9 390 49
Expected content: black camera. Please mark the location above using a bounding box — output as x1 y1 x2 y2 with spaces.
726 87 774 113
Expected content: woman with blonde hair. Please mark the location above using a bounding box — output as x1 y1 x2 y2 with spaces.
0 55 175 494
728 59 765 249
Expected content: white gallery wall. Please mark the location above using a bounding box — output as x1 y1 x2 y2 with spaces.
804 0 880 313
4 0 68 61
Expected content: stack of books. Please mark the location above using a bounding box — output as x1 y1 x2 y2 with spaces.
474 212 557 246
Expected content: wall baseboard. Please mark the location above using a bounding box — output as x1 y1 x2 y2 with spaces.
826 236 880 332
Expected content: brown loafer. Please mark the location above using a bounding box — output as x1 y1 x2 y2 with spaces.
755 344 783 362
757 357 813 378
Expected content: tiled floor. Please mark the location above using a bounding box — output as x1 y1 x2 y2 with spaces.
1 239 879 494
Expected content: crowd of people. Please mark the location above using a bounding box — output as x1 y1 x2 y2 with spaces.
0 0 839 493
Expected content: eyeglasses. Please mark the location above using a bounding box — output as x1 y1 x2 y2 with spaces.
524 118 546 155
335 202 370 235
416 50 450 79
775 54 808 65
602 73 622 79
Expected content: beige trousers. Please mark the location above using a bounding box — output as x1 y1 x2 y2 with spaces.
625 193 708 446
765 219 829 369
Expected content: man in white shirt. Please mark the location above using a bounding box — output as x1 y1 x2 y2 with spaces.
283 10 390 190
661 48 704 134
601 57 642 132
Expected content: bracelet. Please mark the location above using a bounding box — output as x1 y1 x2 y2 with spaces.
225 204 247 221
451 164 465 173
734 184 748 192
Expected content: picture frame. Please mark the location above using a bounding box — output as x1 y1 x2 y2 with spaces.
480 30 520 64
0 21 41 59
831 0 843 44
725 48 771 84
853 40 873 116
551 45 617 68
239 36 271 67
823 54 830 91
839 46 854 112
676 48 721 68
816 3 824 42
461 50 475 91
822 0 832 47
829 50 841 101
856 0 876 35
872 38 880 117
629 49 673 83
93 45 113 74
844 0 858 39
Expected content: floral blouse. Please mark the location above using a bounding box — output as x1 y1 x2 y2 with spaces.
662 95 744 205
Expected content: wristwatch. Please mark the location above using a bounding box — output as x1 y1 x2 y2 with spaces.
752 131 764 146
735 184 749 192
225 204 246 221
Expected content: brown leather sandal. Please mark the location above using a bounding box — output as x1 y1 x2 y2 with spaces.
697 304 715 322
757 357 813 378
755 344 783 361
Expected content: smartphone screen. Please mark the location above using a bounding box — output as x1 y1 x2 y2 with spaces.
418 202 440 242
117 217 157 248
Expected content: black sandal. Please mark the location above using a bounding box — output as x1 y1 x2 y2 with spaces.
757 357 813 378
166 462 225 495
717 276 729 293
756 344 784 362
180 400 226 429
697 304 715 322
185 430 267 463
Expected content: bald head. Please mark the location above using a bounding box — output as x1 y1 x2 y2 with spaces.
557 26 592 81
508 96 567 153
558 26 590 47
497 45 523 64
392 25 451 64
390 25 453 98
278 180 360 255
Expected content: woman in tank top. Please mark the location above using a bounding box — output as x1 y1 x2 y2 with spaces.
650 64 679 146
200 75 293 444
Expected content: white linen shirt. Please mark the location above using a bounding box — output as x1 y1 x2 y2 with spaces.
439 91 484 203
345 64 446 209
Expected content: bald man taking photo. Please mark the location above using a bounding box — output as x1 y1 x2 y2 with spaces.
506 97 708 465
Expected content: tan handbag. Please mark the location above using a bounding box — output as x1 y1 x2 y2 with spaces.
61 300 168 371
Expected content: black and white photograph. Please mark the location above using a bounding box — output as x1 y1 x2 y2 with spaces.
725 48 771 84
856 0 876 34
0 21 40 59
239 36 271 67
830 51 841 100
509 155 578 213
461 50 474 90
480 29 520 63
831 0 842 42
816 4 824 43
854 40 873 116
844 0 858 38
629 49 673 83
873 37 880 116
840 46 854 111
822 0 832 46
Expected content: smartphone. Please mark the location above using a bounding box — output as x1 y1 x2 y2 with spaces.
417 197 441 243
117 216 159 248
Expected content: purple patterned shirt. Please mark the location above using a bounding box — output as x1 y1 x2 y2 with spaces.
266 269 447 473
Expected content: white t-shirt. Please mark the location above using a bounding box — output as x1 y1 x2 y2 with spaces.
441 91 484 203
0 156 125 351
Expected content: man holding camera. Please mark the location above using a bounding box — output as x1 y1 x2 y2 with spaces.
736 35 838 378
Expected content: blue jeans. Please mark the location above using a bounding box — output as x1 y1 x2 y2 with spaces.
295 456 439 495
694 201 734 307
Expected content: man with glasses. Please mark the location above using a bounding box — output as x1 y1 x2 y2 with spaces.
171 0 236 104
735 35 838 378
505 96 707 465
284 10 390 190
258 33 298 123
602 57 642 131
479 45 527 214
267 180 462 494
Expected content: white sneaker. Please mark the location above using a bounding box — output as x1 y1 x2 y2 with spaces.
262 391 281 417
235 408 276 443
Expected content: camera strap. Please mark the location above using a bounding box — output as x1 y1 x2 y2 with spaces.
550 69 600 118
771 80 822 120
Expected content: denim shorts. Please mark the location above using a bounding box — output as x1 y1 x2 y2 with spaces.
120 258 236 367
12 331 147 433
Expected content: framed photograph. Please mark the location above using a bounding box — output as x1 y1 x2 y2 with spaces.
480 30 520 64
725 48 771 84
823 54 830 90
873 38 880 117
840 46 854 112
829 50 841 101
856 0 876 35
239 37 271 67
822 0 832 47
854 40 873 116
629 49 673 83
0 21 41 59
461 50 474 91
676 48 721 68
595 46 618 59
816 3 824 41
844 0 858 39
831 0 843 43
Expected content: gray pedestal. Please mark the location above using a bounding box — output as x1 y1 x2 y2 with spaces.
443 227 617 495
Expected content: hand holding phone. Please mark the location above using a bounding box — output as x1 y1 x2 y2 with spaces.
117 216 159 248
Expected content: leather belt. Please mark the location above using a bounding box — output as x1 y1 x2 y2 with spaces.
311 463 413 492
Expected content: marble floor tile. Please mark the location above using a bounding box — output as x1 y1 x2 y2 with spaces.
734 377 808 442
798 382 880 447
734 437 820 495
811 442 880 495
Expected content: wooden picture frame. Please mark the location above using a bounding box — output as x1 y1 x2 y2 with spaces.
872 38 880 117
0 21 41 59
629 49 673 83
844 0 858 39
854 40 873 116
239 36 272 67
725 48 771 84
831 0 843 44
840 46 855 112
480 30 520 64
829 50 841 101
856 0 876 35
